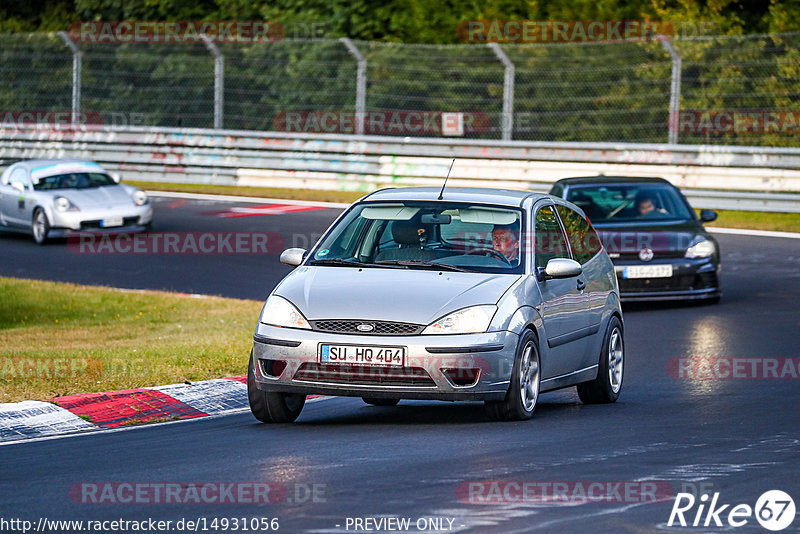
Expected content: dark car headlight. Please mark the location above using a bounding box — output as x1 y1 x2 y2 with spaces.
685 236 715 258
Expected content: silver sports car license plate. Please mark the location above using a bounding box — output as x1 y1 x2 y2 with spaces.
319 344 405 367
101 217 124 228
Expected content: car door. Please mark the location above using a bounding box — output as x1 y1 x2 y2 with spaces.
534 204 591 379
0 167 31 227
555 204 607 369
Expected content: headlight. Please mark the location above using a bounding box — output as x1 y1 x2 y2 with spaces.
259 295 310 329
422 305 497 335
685 236 715 258
133 190 148 206
54 196 78 212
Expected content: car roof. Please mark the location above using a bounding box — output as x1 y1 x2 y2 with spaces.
361 187 547 207
553 176 673 186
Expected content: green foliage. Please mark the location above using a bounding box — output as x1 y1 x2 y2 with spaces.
5 0 799 40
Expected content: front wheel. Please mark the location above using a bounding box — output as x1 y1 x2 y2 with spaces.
484 330 540 421
247 351 305 423
32 208 50 245
577 316 624 404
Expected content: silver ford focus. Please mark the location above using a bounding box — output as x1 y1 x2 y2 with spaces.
249 187 624 422
0 159 153 244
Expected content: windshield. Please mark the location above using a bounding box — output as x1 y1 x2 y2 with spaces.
309 201 525 274
32 172 117 191
566 184 693 223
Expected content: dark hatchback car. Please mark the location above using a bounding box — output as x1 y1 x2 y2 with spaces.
549 176 720 303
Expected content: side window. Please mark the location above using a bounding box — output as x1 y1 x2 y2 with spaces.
555 205 603 264
534 205 569 270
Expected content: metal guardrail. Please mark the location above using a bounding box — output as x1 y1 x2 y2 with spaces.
1 126 799 212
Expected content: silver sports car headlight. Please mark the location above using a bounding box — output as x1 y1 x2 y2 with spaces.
422 305 497 335
259 295 310 329
54 196 79 212
133 190 148 206
685 236 715 258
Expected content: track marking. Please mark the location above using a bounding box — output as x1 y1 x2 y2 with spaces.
148 190 350 208
210 203 327 218
708 227 800 239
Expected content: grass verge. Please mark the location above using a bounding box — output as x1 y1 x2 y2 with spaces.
0 277 261 403
128 180 365 204
699 209 800 233
130 181 799 233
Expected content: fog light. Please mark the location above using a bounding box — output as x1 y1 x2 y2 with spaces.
442 368 480 387
260 359 287 377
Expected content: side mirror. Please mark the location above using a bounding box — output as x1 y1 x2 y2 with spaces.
536 258 582 281
279 248 307 267
11 182 25 194
110 173 122 184
700 209 717 223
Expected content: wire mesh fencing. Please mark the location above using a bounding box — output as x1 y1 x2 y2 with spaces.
1 31 798 146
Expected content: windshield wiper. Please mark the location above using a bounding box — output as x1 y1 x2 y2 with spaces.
308 258 403 269
374 260 469 272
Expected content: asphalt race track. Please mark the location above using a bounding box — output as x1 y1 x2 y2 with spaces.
1 195 799 533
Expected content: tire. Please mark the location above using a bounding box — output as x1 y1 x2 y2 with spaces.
577 316 624 404
362 397 400 407
247 351 305 423
484 329 540 421
32 208 50 245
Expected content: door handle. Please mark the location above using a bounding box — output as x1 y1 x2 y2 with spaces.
576 279 586 291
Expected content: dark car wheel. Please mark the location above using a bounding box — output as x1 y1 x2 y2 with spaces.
577 316 624 404
32 208 50 245
247 351 305 423
485 329 540 421
362 397 400 407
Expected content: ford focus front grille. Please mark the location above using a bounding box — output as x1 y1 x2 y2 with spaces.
310 320 424 336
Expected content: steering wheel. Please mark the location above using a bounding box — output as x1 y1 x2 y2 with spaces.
466 247 511 265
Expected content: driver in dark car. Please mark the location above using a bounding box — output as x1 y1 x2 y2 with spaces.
491 223 520 263
636 191 668 217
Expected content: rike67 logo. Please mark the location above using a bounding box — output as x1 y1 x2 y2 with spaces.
668 490 795 531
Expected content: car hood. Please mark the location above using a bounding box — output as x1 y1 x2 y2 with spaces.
41 185 133 208
592 220 705 254
274 266 521 325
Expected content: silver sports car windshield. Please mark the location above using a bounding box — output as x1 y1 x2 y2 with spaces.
32 172 117 191
309 201 525 274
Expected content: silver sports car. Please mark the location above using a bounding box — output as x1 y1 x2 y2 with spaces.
249 187 624 422
0 159 153 244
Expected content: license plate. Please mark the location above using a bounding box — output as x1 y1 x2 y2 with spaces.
319 344 405 367
622 265 673 279
101 217 124 228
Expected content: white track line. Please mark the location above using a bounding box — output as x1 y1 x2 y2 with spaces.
707 227 800 239
147 190 351 208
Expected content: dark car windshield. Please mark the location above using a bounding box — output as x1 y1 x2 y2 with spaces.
32 172 116 191
566 184 692 223
309 201 525 274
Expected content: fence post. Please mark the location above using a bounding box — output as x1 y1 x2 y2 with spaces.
200 34 225 130
658 35 682 145
488 43 515 141
340 38 367 135
57 31 81 126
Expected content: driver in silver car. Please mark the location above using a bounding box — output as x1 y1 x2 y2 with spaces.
491 223 520 264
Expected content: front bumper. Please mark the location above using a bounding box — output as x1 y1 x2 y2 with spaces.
251 323 519 401
48 204 153 235
613 257 720 302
